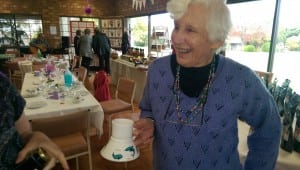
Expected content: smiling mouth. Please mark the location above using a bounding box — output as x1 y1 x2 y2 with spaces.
175 47 190 53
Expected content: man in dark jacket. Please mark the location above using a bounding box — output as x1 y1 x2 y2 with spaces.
92 27 111 74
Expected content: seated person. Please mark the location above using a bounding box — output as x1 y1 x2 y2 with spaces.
29 33 49 57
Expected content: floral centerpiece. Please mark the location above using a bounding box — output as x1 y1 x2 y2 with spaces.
45 61 55 82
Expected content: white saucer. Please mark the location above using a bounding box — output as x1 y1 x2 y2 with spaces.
32 81 41 85
22 92 39 98
78 90 88 96
26 101 47 109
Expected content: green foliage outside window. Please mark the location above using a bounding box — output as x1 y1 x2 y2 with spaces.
243 44 256 52
131 20 148 47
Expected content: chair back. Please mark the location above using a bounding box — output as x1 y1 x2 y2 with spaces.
31 110 89 138
76 66 87 82
71 56 78 71
116 77 136 104
19 61 33 74
255 70 273 85
6 61 23 90
31 110 92 170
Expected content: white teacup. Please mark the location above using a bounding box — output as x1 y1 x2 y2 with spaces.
112 118 134 140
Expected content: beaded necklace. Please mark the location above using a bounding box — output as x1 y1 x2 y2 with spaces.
173 56 216 125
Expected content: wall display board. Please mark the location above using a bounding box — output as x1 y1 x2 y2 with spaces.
101 18 123 49
70 21 94 44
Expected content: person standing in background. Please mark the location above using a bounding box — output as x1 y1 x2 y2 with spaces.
73 29 82 68
133 0 281 170
121 31 130 55
79 28 93 74
74 30 81 56
92 27 111 75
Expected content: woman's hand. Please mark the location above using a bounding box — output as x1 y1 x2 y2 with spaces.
15 132 69 170
133 118 155 147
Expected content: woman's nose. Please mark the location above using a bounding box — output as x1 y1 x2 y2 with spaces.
171 31 185 45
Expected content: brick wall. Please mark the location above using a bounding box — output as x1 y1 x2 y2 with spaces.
0 0 168 48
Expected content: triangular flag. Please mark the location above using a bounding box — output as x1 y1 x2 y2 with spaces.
132 0 136 9
142 0 146 8
139 0 143 10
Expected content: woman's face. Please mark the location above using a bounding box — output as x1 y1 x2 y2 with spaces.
171 4 221 67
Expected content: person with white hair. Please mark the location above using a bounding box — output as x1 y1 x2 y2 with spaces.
133 0 281 169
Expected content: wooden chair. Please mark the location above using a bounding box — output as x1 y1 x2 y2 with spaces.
6 61 23 91
100 77 136 115
255 70 273 86
100 77 136 139
18 61 33 75
31 110 93 170
73 66 87 83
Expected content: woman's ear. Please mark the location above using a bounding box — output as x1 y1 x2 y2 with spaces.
210 40 224 50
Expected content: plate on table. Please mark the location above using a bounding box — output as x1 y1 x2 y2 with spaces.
78 90 89 96
22 92 39 98
26 101 47 109
23 88 39 98
32 80 41 85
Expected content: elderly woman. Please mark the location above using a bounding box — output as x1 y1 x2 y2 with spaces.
133 0 281 170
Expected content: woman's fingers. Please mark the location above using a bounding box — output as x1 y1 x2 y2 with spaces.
133 118 155 146
43 157 56 170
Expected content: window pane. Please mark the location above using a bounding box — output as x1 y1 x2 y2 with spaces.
273 0 300 93
0 14 42 47
227 0 275 71
59 17 80 36
150 13 173 58
82 17 99 28
15 16 42 46
128 16 148 57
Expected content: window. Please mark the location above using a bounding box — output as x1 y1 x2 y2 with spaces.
59 17 80 37
227 0 276 71
59 17 99 43
15 15 43 46
0 14 42 47
273 0 300 93
127 16 149 57
150 13 174 57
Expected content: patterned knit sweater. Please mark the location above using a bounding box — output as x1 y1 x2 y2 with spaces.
0 72 25 169
139 54 281 170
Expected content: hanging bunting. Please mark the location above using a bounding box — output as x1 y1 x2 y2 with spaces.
132 0 154 10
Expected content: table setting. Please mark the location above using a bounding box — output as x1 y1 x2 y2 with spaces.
21 65 104 135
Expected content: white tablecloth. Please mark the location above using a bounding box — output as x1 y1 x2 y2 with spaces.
238 120 300 170
22 73 104 135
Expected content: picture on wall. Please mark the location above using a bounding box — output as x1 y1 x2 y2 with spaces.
101 18 122 49
70 21 94 44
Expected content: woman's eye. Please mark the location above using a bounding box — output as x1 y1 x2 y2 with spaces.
186 28 194 33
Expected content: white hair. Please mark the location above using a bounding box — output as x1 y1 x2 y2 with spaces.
167 0 232 43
